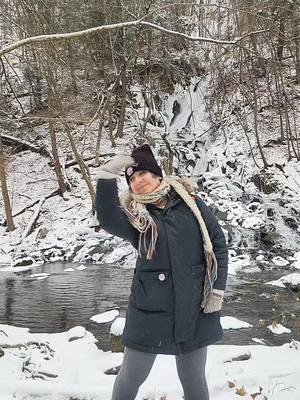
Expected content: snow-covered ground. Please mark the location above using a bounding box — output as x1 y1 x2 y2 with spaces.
1 321 299 400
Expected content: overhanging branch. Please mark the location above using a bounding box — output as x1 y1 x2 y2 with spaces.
0 19 269 57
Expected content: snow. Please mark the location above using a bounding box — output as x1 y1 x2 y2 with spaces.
271 256 289 267
66 326 86 341
90 310 119 324
101 245 134 264
0 253 12 265
228 254 251 275
221 316 252 330
76 264 87 271
110 318 126 336
266 272 300 288
1 323 300 400
30 273 50 278
64 268 75 272
252 338 266 345
267 324 291 335
292 251 300 270
242 216 265 229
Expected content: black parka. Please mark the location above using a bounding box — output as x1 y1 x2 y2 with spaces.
95 178 228 355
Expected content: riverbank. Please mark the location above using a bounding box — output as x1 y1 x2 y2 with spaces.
1 323 299 400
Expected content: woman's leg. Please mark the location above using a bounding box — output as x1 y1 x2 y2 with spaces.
111 347 157 400
175 346 209 400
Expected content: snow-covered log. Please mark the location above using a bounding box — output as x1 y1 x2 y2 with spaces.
21 197 45 240
1 134 51 157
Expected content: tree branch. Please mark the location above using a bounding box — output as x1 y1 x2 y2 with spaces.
0 19 269 57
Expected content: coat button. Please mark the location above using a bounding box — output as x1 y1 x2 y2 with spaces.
158 273 166 281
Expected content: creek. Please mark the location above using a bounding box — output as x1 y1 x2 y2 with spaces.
0 261 299 350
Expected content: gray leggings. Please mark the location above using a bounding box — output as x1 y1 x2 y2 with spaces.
111 346 209 400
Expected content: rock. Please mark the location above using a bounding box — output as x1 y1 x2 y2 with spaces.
13 257 34 267
67 326 86 342
210 204 228 221
284 281 300 292
267 208 275 217
110 318 125 353
224 352 251 362
246 201 263 213
0 348 4 357
110 334 124 353
252 173 277 194
36 227 49 239
104 365 121 375
260 224 280 245
284 217 298 230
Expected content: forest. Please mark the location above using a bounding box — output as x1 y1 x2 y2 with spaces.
0 2 300 400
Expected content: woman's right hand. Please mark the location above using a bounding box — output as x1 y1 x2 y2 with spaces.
96 155 135 179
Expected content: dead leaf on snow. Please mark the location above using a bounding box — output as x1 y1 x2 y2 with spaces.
228 380 236 388
272 320 278 329
236 386 247 396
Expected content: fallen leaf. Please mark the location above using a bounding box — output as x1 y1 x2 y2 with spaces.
228 380 236 388
236 386 247 396
272 320 278 329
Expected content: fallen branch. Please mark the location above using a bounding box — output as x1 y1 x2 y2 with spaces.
49 153 116 169
1 134 51 158
12 189 60 219
1 341 54 353
22 197 45 240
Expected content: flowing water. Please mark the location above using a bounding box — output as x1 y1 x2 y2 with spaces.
0 262 299 350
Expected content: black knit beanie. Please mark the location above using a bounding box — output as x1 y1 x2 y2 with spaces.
125 144 163 185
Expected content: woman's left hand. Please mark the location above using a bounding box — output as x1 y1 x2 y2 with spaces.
203 290 224 313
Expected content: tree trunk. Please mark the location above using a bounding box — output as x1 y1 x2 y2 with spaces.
115 65 127 138
45 45 69 195
0 134 15 231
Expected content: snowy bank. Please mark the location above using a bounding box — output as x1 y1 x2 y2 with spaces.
0 324 299 400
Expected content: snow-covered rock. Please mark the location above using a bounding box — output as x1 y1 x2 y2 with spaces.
268 324 291 335
90 310 119 324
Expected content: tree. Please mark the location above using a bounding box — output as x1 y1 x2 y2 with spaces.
0 133 15 232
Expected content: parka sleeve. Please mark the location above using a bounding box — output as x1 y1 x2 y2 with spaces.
95 178 138 246
195 196 228 291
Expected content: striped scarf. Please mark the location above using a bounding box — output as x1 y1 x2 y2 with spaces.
123 176 218 309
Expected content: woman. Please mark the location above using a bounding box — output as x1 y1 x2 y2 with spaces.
95 144 228 400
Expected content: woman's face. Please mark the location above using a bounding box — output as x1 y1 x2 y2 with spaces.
129 170 161 195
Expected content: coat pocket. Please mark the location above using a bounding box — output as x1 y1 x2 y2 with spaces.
130 270 173 313
191 265 205 306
